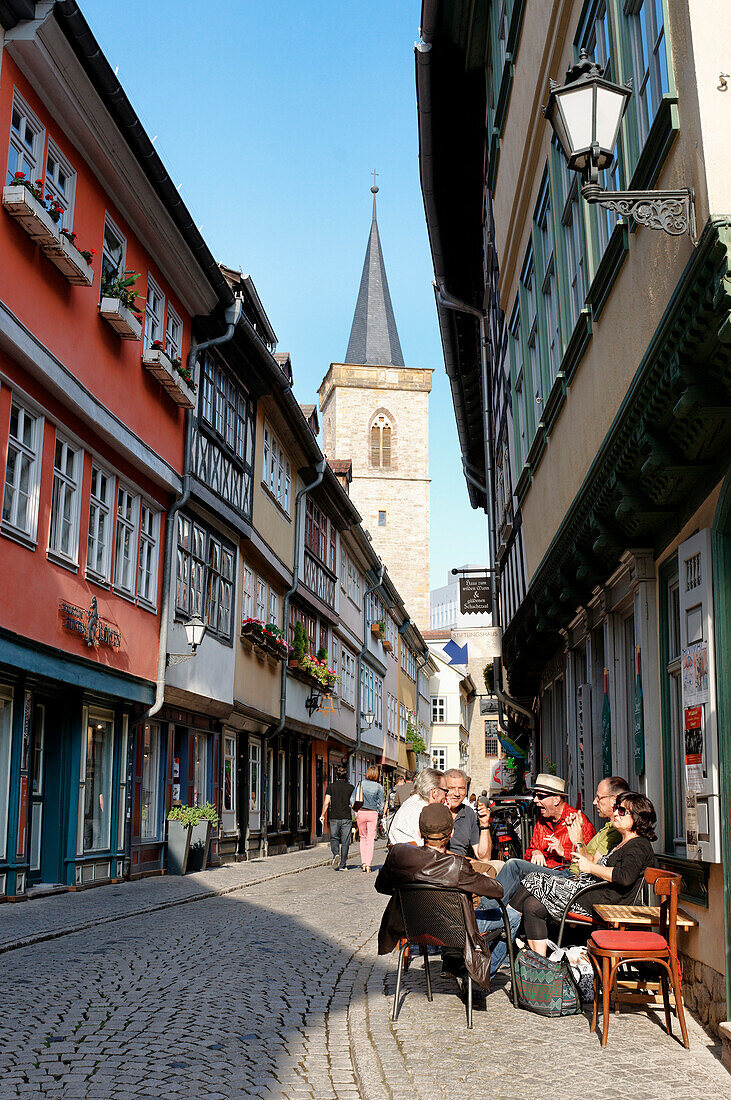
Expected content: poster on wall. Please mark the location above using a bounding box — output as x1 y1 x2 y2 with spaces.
682 642 709 707
683 705 704 793
685 790 701 860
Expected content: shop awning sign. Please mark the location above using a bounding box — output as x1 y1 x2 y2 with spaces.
459 577 492 615
60 597 121 649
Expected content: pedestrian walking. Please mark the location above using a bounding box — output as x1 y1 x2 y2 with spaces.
320 766 355 870
351 765 385 872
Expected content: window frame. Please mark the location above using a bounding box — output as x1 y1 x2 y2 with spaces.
113 482 140 597
7 90 44 189
48 431 83 566
100 214 127 295
44 138 76 232
143 273 165 350
175 514 236 643
262 421 291 516
136 501 160 610
2 395 45 546
431 696 446 724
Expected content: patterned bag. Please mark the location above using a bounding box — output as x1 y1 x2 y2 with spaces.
515 947 582 1017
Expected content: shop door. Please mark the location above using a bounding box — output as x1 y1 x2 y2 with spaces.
248 740 261 832
29 699 64 886
315 755 324 837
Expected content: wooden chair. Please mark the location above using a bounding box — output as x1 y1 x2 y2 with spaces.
556 877 644 947
586 868 689 1049
392 884 517 1029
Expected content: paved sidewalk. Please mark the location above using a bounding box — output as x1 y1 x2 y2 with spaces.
0 843 333 953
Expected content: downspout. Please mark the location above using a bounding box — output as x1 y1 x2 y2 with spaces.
356 564 385 761
261 455 326 857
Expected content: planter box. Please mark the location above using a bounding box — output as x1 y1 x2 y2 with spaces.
382 639 393 653
371 623 384 640
186 819 212 873
2 184 59 246
42 232 94 286
142 347 196 409
99 296 142 340
166 820 192 876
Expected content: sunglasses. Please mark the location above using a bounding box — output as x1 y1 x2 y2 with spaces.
613 803 631 817
534 793 555 801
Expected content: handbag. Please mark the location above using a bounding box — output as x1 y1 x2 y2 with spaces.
352 782 364 812
514 947 582 1017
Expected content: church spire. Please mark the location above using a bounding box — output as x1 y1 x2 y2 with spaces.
344 177 405 368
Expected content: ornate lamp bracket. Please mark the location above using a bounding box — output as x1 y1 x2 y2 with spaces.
581 183 695 241
167 652 195 667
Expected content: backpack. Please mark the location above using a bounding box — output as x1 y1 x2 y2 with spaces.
514 947 582 1017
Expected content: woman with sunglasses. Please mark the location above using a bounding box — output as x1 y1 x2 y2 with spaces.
509 792 656 957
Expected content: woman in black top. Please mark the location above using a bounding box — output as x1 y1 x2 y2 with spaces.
511 792 656 956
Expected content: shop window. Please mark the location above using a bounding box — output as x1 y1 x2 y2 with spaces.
0 688 12 862
87 464 114 581
143 274 165 349
485 722 499 757
431 697 446 723
192 733 208 808
48 434 82 564
249 741 261 830
81 709 114 853
663 570 685 852
297 754 305 827
2 397 43 542
278 750 286 823
44 140 75 231
6 91 43 186
432 746 447 771
140 723 161 840
30 702 45 872
223 734 236 816
267 748 274 825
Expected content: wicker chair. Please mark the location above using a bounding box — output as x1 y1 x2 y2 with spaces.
392 883 517 1029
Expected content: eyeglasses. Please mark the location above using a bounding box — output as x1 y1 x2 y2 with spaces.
435 787 449 794
534 793 553 801
613 804 630 817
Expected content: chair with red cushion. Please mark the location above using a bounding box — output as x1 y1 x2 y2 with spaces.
556 877 643 947
586 868 689 1049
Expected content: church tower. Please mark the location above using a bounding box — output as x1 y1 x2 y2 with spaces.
318 185 432 628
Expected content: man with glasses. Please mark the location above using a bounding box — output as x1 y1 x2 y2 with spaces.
494 773 595 904
443 769 492 860
567 775 629 872
387 767 448 846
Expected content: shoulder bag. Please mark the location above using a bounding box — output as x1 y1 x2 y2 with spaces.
514 946 582 1017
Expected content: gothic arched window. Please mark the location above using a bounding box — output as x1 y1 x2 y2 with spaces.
369 412 393 468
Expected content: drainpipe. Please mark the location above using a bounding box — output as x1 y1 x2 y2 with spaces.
261 456 326 857
356 564 385 764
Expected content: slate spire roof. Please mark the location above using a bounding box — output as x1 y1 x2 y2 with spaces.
344 186 405 367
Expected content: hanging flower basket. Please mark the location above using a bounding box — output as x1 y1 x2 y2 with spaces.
99 296 143 340
142 345 195 408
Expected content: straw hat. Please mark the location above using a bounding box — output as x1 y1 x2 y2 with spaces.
532 773 566 796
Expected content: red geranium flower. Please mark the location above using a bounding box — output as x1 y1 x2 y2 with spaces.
13 171 25 179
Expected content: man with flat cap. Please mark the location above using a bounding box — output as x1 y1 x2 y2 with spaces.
375 802 519 989
495 772 595 904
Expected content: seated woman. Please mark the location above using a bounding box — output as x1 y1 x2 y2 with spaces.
510 791 656 957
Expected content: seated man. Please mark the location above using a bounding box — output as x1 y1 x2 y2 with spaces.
496 773 595 904
386 768 448 846
375 803 520 989
443 768 492 860
569 775 629 872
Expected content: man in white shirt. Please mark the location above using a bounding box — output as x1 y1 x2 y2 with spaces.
387 768 448 846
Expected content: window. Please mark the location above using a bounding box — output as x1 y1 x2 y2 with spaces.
460 697 468 729
268 588 279 628
387 693 397 738
256 577 267 622
431 697 446 723
360 665 383 728
81 709 114 853
144 275 164 349
582 2 623 259
378 510 386 526
340 547 347 590
305 497 331 565
223 734 237 816
347 558 361 606
249 741 262 830
262 423 291 514
625 0 669 148
340 646 356 707
509 306 528 468
535 180 561 385
369 412 393 468
140 723 161 839
87 464 114 580
192 733 208 807
114 485 139 595
267 748 274 825
520 250 543 411
432 746 447 771
137 503 159 607
175 515 236 641
663 571 684 851
165 305 182 363
2 398 43 539
44 140 75 231
7 92 43 186
241 564 254 619
557 154 586 331
485 722 500 757
399 702 407 740
278 750 286 823
386 616 398 656
297 753 305 826
101 216 126 291
365 590 385 627
0 688 12 862
48 435 82 562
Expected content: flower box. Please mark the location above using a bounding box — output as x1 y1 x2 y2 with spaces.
383 639 393 653
371 623 384 640
42 231 94 286
142 346 195 409
2 184 59 247
99 296 142 340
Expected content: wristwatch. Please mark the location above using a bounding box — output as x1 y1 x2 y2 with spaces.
478 825 490 831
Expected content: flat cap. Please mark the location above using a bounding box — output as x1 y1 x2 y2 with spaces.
419 803 453 836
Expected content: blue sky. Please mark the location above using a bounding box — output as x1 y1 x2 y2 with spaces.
82 0 488 589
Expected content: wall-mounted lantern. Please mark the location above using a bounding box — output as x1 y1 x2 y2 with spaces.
167 614 208 667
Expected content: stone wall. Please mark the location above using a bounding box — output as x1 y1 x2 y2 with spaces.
680 952 727 1037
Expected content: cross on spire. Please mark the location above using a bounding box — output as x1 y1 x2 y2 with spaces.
371 168 379 193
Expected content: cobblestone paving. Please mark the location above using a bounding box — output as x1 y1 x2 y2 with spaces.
0 845 728 1099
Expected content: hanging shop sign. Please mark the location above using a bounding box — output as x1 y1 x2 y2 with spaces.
459 577 492 615
451 626 502 661
59 596 121 649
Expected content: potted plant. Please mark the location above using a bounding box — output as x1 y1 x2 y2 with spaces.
289 621 308 668
99 268 144 340
142 340 196 409
187 802 219 873
166 802 219 875
371 619 386 640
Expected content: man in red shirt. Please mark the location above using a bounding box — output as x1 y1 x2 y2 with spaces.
496 773 595 903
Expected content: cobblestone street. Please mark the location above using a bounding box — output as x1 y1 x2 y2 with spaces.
0 845 728 1100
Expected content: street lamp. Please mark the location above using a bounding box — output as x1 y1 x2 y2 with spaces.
167 614 208 666
544 49 694 238
360 711 375 730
